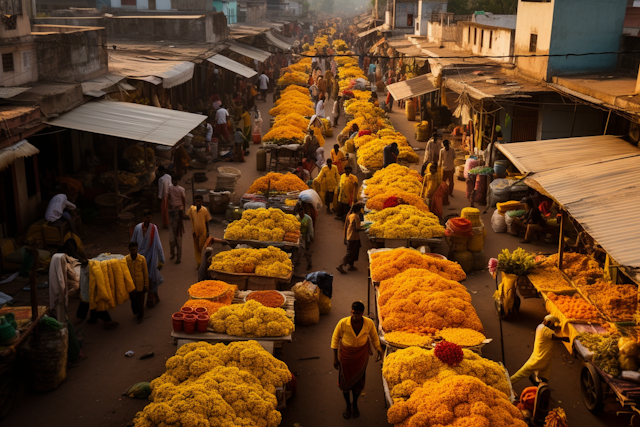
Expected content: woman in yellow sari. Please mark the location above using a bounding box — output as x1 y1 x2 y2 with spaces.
423 163 448 218
330 144 348 174
336 165 359 219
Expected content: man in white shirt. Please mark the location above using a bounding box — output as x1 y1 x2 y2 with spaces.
332 96 341 127
439 139 456 196
424 132 442 166
167 176 186 264
258 71 269 102
45 193 78 234
316 94 325 118
215 106 230 143
157 166 172 229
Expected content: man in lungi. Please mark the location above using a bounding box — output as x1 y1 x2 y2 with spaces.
130 209 165 308
336 203 364 274
331 301 382 419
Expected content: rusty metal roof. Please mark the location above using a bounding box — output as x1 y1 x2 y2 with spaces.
386 74 438 101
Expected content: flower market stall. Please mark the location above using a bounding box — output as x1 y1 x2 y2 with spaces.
207 247 294 290
240 172 309 213
223 208 301 250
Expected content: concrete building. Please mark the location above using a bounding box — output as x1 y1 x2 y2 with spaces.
104 13 229 42
458 20 514 63
238 0 267 22
412 0 447 35
514 0 628 81
213 0 238 23
0 0 38 86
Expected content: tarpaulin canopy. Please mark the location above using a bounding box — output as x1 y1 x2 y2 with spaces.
386 74 437 101
46 101 205 146
207 54 257 78
265 31 292 50
109 56 195 88
224 40 271 62
0 140 39 171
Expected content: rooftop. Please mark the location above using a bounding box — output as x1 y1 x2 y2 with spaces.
551 73 640 115
445 66 552 100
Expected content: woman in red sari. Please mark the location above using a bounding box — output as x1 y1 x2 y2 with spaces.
331 301 382 419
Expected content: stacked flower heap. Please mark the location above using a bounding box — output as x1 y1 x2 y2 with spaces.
277 70 309 87
366 205 444 239
288 58 312 73
386 375 526 426
134 341 292 427
247 172 308 195
364 164 423 198
210 247 292 278
357 134 420 169
365 190 430 212
209 300 295 337
547 292 601 322
262 125 307 145
383 346 510 401
439 328 487 347
272 113 310 131
370 248 466 282
224 208 300 242
384 331 434 348
269 100 314 117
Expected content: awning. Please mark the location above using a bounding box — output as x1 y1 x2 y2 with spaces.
224 40 271 62
207 54 257 78
386 74 438 101
0 140 39 171
265 31 292 50
81 74 127 98
527 153 640 268
0 87 31 99
108 55 195 89
46 101 205 146
358 24 390 38
496 135 639 174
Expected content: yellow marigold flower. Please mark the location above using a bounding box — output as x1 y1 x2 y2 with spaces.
370 248 466 282
248 172 308 195
439 328 487 347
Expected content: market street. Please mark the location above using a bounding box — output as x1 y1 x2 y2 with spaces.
1 85 628 427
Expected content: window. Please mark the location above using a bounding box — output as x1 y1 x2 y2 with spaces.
489 31 493 49
474 28 477 45
407 14 413 27
480 29 484 48
529 34 538 53
468 27 471 43
2 53 14 73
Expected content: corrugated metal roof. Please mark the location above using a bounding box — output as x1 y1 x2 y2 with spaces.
46 101 205 146
529 154 640 268
265 31 292 50
81 74 126 97
386 74 437 101
207 54 257 78
496 135 639 174
225 40 271 62
109 56 194 89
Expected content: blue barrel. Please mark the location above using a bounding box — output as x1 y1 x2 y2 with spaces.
494 160 509 177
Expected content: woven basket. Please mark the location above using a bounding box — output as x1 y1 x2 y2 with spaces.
318 293 332 315
295 301 320 325
23 327 68 392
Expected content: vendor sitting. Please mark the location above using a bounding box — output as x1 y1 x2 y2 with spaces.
45 192 79 236
511 198 546 244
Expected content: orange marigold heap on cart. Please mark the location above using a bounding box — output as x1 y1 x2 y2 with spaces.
370 248 466 282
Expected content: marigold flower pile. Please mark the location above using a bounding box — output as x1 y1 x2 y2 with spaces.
224 208 300 242
209 300 295 337
246 290 285 308
364 164 424 198
210 247 292 278
386 375 526 426
135 341 292 427
273 113 310 131
438 328 487 347
547 292 601 322
277 70 309 87
262 125 306 145
188 280 232 299
182 297 233 315
383 347 511 401
366 205 444 239
247 172 308 195
370 248 466 282
357 136 420 169
268 101 314 117
384 331 434 348
365 190 430 212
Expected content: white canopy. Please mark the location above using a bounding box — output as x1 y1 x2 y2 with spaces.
207 54 258 78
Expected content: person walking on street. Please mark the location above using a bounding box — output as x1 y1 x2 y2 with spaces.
439 139 456 197
331 301 383 419
314 158 340 214
510 315 569 385
296 205 314 271
332 95 342 127
425 132 441 166
157 166 172 229
215 105 230 143
188 195 212 268
258 71 270 101
126 241 148 324
316 94 326 118
130 209 165 308
336 165 358 220
337 203 364 274
167 176 186 264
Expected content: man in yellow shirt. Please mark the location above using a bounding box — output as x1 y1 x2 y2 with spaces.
314 158 340 214
331 301 382 419
337 203 364 274
336 165 358 220
125 242 149 324
510 315 569 385
188 195 212 268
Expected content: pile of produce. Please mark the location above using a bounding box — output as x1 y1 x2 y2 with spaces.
274 90 313 108
210 247 292 278
277 70 309 87
357 137 420 169
262 125 306 145
246 290 285 308
268 100 314 117
544 252 603 287
577 333 620 376
587 280 637 321
365 190 430 212
135 340 291 427
364 164 423 198
439 328 487 347
182 295 233 315
273 113 310 132
188 280 233 299
209 300 295 337
247 172 308 195
528 265 575 293
547 292 600 322
288 58 311 73
387 375 526 426
370 248 467 282
88 258 135 312
378 268 469 306
224 208 300 242
366 205 444 239
384 331 434 348
497 248 536 276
